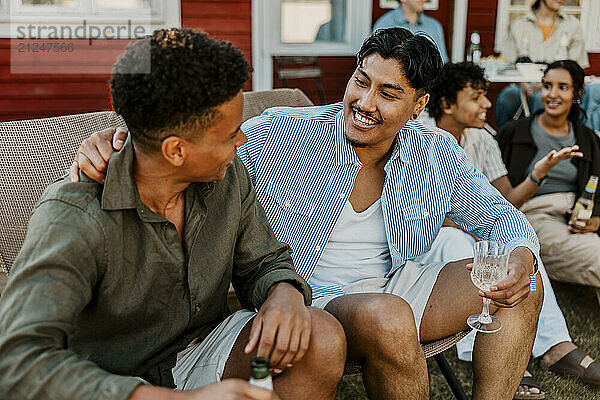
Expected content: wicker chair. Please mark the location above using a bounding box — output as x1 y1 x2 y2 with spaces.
0 88 469 399
0 89 312 276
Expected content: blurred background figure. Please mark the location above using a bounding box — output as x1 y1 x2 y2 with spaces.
372 0 448 63
496 0 590 129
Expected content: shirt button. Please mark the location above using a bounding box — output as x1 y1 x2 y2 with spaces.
284 200 291 208
315 245 321 252
423 210 430 217
194 303 201 313
338 193 345 199
353 161 360 167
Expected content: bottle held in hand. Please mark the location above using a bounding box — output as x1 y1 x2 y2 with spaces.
249 356 273 390
569 175 598 227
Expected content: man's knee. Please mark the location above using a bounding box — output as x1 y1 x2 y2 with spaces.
307 308 346 365
359 294 418 346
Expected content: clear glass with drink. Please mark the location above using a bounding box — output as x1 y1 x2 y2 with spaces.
467 240 510 333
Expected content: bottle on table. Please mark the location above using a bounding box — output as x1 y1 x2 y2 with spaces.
467 31 481 63
249 356 273 390
519 34 530 59
569 175 598 227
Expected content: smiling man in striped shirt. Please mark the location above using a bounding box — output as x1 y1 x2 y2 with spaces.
239 29 544 400
75 28 544 400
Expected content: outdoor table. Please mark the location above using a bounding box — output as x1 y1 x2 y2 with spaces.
484 64 543 119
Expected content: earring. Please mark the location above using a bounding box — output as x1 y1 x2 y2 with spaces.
574 99 581 104
412 113 419 120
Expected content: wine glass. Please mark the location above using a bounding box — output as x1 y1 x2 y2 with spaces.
467 240 510 333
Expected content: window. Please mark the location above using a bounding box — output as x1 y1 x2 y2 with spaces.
0 0 180 38
22 0 78 7
494 0 600 53
252 0 372 90
281 0 346 44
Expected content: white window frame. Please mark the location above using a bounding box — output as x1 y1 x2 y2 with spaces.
252 0 372 91
0 0 181 38
494 0 600 53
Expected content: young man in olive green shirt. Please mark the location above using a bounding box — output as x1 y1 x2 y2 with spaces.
0 29 346 400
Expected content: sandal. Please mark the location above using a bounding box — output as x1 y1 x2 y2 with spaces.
548 348 600 386
513 375 546 400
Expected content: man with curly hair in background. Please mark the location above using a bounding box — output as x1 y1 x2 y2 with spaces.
0 28 347 400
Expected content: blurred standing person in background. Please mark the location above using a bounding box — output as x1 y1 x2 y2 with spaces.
496 0 590 129
373 0 448 63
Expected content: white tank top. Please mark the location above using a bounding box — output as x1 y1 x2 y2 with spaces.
309 198 391 289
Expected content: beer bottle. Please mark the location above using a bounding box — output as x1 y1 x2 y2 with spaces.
467 31 481 63
520 35 530 58
569 175 598 227
249 356 273 390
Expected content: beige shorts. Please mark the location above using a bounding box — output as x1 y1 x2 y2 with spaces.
311 260 447 339
171 309 255 390
521 192 600 302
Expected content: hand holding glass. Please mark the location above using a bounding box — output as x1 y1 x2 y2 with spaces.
467 241 510 333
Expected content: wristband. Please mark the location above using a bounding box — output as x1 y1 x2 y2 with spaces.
530 273 537 291
530 256 539 291
529 171 547 186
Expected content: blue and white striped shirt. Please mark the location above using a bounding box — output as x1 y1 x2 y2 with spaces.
239 103 540 297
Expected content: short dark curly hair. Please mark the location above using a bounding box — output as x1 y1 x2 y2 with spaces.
427 62 488 122
110 28 251 152
358 28 443 99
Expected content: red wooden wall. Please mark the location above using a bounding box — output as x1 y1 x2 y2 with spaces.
0 0 253 122
0 40 122 121
1 0 599 122
0 0 454 121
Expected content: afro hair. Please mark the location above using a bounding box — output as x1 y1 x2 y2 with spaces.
110 28 251 151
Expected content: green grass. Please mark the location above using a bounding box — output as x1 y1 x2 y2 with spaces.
336 281 600 399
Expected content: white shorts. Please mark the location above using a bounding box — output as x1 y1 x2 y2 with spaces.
311 260 447 339
171 309 255 390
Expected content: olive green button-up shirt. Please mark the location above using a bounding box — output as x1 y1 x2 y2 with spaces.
0 137 311 400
